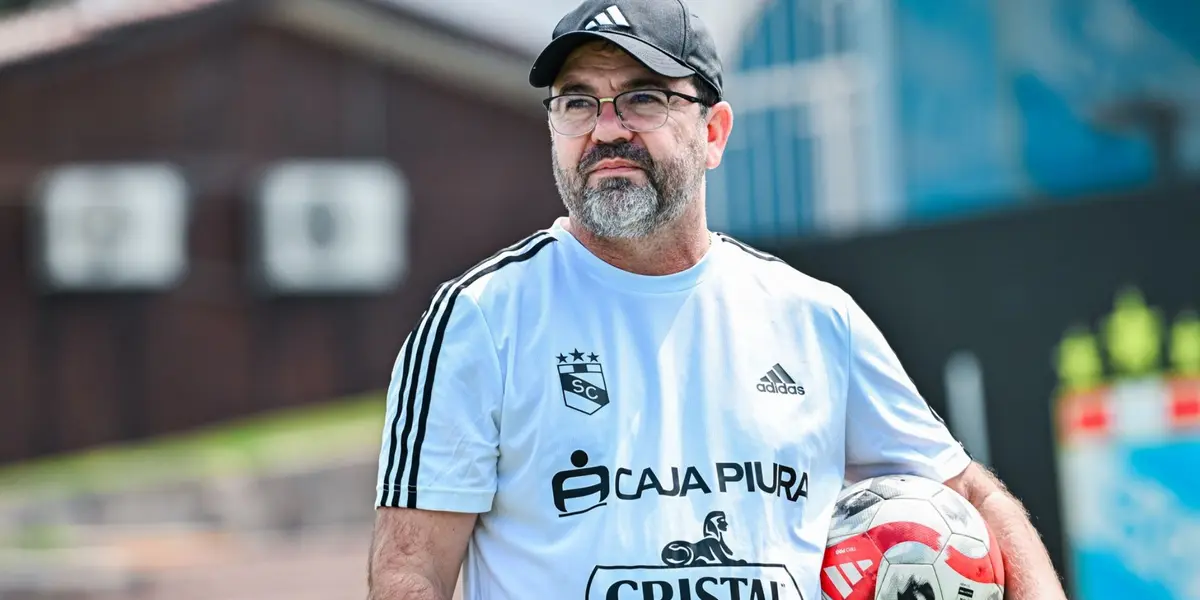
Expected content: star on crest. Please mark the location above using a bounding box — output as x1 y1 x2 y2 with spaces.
588 352 600 362
570 349 586 362
556 354 568 364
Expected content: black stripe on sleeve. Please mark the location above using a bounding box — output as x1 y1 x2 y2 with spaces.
379 231 553 508
389 281 453 507
717 233 786 264
404 235 557 508
378 281 447 507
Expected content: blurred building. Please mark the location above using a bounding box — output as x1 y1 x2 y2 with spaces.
0 0 563 464
709 0 1200 239
0 1 1196 599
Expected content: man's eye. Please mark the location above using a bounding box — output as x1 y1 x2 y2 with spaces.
564 99 594 110
627 92 665 106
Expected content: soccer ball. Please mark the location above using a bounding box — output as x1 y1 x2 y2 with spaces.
821 474 1005 600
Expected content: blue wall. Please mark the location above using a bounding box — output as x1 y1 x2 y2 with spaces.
714 0 1199 239
711 0 855 238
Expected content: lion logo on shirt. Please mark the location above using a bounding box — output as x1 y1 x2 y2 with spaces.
661 511 749 567
585 511 801 600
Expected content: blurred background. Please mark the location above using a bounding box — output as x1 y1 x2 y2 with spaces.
0 0 1196 598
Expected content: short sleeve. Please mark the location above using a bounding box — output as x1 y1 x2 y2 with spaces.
843 295 971 484
376 286 502 512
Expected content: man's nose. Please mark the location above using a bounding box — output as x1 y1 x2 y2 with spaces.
590 100 634 144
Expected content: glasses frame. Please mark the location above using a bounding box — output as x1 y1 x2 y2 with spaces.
542 89 711 137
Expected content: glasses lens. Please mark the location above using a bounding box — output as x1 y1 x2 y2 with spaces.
616 91 670 132
548 95 598 135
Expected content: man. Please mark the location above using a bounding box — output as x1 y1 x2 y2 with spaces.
368 1 1068 599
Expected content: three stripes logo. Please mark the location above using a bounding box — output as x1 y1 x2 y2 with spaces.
757 364 806 395
822 559 875 599
584 5 631 30
377 231 557 510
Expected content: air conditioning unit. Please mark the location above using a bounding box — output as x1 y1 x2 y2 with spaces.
33 163 189 292
252 160 409 295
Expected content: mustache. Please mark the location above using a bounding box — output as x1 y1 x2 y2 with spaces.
578 142 654 175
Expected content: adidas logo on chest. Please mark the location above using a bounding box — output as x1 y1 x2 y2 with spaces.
756 363 806 395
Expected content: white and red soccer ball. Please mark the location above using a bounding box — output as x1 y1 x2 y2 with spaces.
822 474 1005 600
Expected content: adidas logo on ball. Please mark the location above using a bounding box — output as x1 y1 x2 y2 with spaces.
757 364 806 395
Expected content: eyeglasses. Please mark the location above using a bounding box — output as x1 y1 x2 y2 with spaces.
543 89 709 137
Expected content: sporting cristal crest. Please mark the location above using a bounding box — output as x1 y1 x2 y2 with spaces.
557 349 609 415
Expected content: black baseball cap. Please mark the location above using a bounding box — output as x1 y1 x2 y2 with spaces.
528 0 724 100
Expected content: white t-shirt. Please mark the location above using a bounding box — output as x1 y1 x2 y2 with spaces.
376 218 970 600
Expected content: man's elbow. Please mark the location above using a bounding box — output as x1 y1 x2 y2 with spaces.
368 570 445 600
944 461 1019 511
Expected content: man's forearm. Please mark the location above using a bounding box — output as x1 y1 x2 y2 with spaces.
975 488 1067 600
368 569 450 600
368 508 473 600
946 462 1068 600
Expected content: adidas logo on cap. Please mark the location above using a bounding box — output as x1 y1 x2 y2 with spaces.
757 364 805 395
584 5 630 30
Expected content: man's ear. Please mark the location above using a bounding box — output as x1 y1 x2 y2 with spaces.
704 102 734 170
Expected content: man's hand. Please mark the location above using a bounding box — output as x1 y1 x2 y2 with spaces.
944 462 1068 600
368 507 476 600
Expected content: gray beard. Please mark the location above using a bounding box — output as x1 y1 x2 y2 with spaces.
553 140 705 240
574 176 679 238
